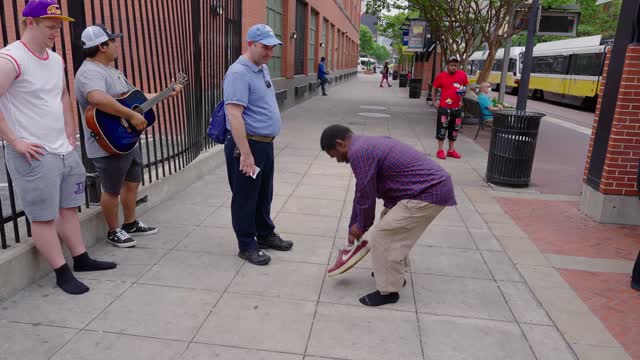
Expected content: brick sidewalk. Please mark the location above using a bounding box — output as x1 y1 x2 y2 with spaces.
0 74 631 360
498 197 640 359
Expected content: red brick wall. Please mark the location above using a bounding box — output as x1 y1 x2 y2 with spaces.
241 0 359 78
242 0 267 53
583 45 640 197
414 52 442 90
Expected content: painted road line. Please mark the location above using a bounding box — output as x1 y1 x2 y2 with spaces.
543 116 591 135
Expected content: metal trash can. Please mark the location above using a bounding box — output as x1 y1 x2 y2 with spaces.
399 73 408 87
409 78 422 98
485 110 545 187
392 70 399 80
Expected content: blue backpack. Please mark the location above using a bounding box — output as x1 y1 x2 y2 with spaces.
208 100 228 145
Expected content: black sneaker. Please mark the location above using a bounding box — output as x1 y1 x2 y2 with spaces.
123 220 158 236
238 249 271 266
257 233 293 251
107 228 136 248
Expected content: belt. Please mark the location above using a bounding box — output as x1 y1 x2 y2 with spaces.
247 135 275 142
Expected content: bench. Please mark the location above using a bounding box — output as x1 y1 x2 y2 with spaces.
294 84 308 97
275 89 287 107
462 97 486 140
309 81 320 93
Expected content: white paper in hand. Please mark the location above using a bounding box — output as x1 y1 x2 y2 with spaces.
250 166 261 179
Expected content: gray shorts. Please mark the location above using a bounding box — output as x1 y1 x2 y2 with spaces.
91 147 143 195
4 147 86 222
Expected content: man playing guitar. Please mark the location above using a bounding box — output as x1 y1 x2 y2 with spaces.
74 25 182 248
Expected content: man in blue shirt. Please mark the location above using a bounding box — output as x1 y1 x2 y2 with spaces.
477 82 503 123
223 24 293 266
318 57 329 96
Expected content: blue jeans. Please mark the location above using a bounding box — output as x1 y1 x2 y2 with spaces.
224 134 276 252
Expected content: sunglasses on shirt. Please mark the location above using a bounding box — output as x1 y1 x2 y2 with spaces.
262 70 272 88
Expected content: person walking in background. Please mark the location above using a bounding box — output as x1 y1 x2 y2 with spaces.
379 61 391 88
223 24 293 266
318 57 329 96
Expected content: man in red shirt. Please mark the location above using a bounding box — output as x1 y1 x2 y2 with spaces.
431 56 468 160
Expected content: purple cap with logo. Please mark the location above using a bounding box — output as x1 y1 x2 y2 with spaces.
22 0 74 22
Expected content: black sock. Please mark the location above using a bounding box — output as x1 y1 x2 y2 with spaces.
359 290 399 307
73 252 117 272
54 264 89 295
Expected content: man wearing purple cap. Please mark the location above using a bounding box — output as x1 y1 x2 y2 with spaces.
0 0 117 295
223 24 293 265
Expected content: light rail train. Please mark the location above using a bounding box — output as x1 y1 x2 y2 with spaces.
467 35 607 109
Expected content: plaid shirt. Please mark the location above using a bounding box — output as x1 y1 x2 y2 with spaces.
348 136 456 233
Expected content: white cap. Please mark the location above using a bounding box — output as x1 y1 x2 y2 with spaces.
81 24 123 49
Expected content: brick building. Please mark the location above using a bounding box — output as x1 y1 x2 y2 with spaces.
243 0 361 108
582 45 640 225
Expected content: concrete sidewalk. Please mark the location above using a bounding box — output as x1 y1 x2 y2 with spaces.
0 74 630 360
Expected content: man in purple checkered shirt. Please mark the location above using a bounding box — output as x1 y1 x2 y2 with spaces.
321 125 456 306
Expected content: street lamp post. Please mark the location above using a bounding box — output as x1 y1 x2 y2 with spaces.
516 0 541 110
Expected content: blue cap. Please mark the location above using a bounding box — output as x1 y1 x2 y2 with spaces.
247 24 283 46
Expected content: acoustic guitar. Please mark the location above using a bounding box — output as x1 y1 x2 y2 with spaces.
84 73 188 155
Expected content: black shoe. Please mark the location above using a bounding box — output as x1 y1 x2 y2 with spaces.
322 93 328 96
632 250 640 291
107 228 136 248
371 271 406 287
123 220 158 236
359 290 399 306
257 233 293 251
238 249 271 266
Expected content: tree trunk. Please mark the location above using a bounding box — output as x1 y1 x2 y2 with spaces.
476 44 499 84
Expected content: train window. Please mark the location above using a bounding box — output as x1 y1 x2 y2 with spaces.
492 59 503 71
509 59 517 72
469 60 480 75
571 53 603 76
532 56 554 74
553 56 569 74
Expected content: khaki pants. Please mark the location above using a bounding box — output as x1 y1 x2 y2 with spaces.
370 200 444 293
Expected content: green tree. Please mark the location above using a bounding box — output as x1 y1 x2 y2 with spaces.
377 11 419 68
360 25 375 55
370 43 391 63
365 0 579 82
511 0 621 45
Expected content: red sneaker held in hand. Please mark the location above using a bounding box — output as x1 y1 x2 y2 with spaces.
328 239 370 277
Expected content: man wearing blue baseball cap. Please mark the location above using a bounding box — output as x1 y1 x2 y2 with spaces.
223 24 292 266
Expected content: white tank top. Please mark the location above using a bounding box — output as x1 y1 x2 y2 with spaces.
0 41 72 154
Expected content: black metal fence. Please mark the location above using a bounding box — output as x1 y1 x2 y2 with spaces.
0 0 242 249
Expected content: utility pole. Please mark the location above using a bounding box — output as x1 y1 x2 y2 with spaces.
499 38 512 104
498 6 516 104
516 0 540 110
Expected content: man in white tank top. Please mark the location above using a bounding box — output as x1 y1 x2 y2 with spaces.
0 0 117 295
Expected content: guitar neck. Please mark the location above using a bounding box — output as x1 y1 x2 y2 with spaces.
139 85 175 113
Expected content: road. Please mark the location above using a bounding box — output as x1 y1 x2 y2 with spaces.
473 93 594 196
